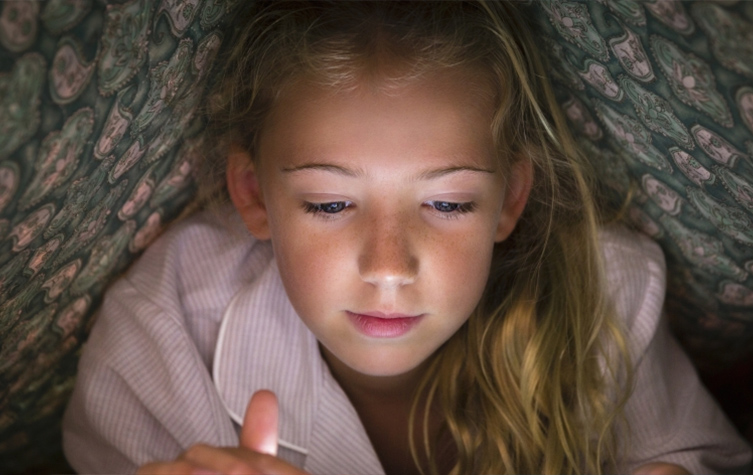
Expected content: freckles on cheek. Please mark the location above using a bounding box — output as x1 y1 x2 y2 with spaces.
281 236 338 293
453 237 495 292
454 250 492 288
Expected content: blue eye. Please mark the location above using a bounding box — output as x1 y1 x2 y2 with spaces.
303 201 351 215
428 201 476 214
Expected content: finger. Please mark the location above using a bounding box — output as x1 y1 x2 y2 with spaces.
181 444 259 475
632 462 691 475
138 460 211 475
182 444 306 475
240 389 279 456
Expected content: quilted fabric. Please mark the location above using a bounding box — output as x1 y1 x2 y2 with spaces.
1 0 752 472
0 0 236 471
524 0 753 365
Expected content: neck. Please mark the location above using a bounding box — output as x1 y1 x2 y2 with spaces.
320 344 454 475
319 344 430 405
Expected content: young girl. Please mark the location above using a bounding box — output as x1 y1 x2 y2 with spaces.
63 1 750 474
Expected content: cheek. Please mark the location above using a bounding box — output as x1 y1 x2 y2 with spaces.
429 232 495 310
270 218 350 314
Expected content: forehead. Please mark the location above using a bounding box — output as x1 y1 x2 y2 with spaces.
257 67 498 171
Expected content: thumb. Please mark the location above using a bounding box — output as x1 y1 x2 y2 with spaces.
240 389 279 456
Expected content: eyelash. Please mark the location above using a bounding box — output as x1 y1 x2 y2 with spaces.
302 201 477 219
302 201 353 218
425 201 477 219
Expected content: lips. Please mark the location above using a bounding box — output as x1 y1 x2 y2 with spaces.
347 311 424 338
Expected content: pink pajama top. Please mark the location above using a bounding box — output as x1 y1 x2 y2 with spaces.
62 207 751 473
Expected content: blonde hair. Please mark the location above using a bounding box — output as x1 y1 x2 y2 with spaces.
204 1 632 473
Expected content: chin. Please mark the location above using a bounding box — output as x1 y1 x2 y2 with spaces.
354 365 416 378
346 352 429 378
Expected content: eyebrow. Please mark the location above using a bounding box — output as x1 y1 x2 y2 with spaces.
281 163 496 180
282 163 361 177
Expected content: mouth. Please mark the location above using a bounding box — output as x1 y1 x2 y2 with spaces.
347 311 424 338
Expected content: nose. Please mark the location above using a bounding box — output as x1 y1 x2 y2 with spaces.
358 213 418 288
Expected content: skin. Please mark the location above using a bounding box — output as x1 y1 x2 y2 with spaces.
240 69 527 381
234 69 527 475
138 391 305 475
139 68 690 475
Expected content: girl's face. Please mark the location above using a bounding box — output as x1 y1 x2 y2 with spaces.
228 68 531 379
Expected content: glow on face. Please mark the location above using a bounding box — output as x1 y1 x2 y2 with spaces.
254 69 512 378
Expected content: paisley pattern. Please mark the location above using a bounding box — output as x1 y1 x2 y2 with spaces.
49 37 95 105
0 2 39 53
0 0 235 472
693 3 753 80
609 23 654 82
41 0 93 36
650 34 733 127
620 75 692 148
98 0 153 97
524 0 753 368
2 0 753 472
644 0 694 36
0 53 45 161
19 108 95 211
594 100 673 173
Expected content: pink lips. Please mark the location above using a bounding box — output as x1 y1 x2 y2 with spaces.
347 311 424 338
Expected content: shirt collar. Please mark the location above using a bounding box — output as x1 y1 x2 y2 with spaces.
212 257 385 474
213 258 318 455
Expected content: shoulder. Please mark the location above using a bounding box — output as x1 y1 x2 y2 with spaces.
127 203 271 289
122 204 273 321
598 225 666 344
599 228 753 472
63 206 254 470
90 204 274 368
598 224 665 283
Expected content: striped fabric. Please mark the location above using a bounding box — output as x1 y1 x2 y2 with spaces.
62 206 750 474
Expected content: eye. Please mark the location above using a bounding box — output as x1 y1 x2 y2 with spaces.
425 201 477 216
303 201 352 216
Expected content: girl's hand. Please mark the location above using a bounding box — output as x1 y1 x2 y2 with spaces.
137 390 309 475
632 462 691 475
